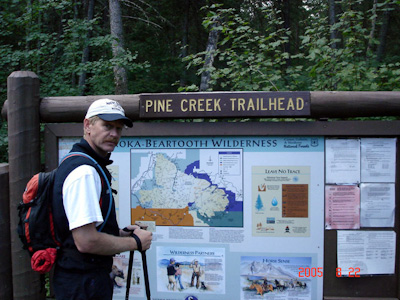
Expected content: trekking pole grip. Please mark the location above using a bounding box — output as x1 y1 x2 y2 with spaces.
124 223 151 300
130 232 142 252
122 227 143 252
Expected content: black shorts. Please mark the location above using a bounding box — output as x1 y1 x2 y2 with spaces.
53 265 113 300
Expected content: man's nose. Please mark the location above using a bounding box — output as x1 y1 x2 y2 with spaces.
109 127 120 137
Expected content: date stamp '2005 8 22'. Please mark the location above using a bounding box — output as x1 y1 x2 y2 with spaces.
298 267 361 278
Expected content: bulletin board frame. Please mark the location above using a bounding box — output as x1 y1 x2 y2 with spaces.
44 120 400 299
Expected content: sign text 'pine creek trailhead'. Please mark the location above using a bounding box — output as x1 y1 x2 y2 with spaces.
139 92 310 119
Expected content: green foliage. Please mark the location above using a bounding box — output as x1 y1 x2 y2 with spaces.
182 1 400 92
0 0 150 99
183 5 294 91
0 0 151 162
301 0 400 91
1 0 400 163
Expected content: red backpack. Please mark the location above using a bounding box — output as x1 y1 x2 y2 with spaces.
17 152 112 274
18 170 59 273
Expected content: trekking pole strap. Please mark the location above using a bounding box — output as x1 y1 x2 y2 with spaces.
122 227 143 252
131 233 142 252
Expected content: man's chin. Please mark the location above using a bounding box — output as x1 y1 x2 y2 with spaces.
105 141 117 148
102 144 116 154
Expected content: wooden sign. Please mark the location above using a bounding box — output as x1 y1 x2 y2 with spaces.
139 91 310 119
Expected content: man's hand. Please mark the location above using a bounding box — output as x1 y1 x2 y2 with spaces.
120 222 152 251
133 227 152 251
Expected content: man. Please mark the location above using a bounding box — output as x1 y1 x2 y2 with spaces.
190 259 201 288
167 258 177 291
52 99 152 300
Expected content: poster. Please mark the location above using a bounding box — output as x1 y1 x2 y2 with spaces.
325 139 360 184
130 148 243 227
241 256 312 299
337 230 396 276
60 135 325 300
360 183 395 227
325 185 360 230
111 253 146 299
252 166 310 237
361 138 397 183
156 246 225 293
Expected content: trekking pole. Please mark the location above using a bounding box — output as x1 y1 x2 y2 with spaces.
123 224 151 300
141 250 151 300
125 249 134 300
136 222 151 300
123 227 140 300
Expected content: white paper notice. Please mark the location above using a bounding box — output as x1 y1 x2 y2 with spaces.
337 230 396 276
361 138 397 183
326 139 361 184
360 183 395 227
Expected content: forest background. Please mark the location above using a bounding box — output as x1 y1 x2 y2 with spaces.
1 0 400 163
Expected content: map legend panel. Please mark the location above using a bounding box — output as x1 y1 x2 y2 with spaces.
218 151 242 176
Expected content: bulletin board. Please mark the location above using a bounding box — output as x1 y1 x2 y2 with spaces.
44 120 400 300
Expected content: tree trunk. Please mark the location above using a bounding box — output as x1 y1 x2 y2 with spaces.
109 0 128 94
25 0 32 68
180 0 189 87
199 17 220 92
71 0 79 87
79 0 94 95
329 0 337 49
366 0 378 56
282 0 291 66
376 3 391 62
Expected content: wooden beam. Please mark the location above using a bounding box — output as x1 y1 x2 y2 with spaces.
39 94 140 123
2 91 400 122
311 91 400 118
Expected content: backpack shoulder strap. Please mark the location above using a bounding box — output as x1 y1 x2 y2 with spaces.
60 152 112 232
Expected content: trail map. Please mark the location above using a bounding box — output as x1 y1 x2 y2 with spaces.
130 149 243 227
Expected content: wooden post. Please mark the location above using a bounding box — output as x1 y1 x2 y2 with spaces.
0 163 12 299
7 71 44 300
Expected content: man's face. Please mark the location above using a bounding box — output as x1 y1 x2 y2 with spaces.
84 118 124 157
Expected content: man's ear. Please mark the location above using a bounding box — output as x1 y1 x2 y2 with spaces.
83 118 91 133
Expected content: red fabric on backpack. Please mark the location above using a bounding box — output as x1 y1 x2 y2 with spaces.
23 174 39 204
31 248 57 274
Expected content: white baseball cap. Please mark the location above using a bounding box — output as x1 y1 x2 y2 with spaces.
85 98 133 127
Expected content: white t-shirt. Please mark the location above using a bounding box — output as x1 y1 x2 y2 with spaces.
62 165 104 230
